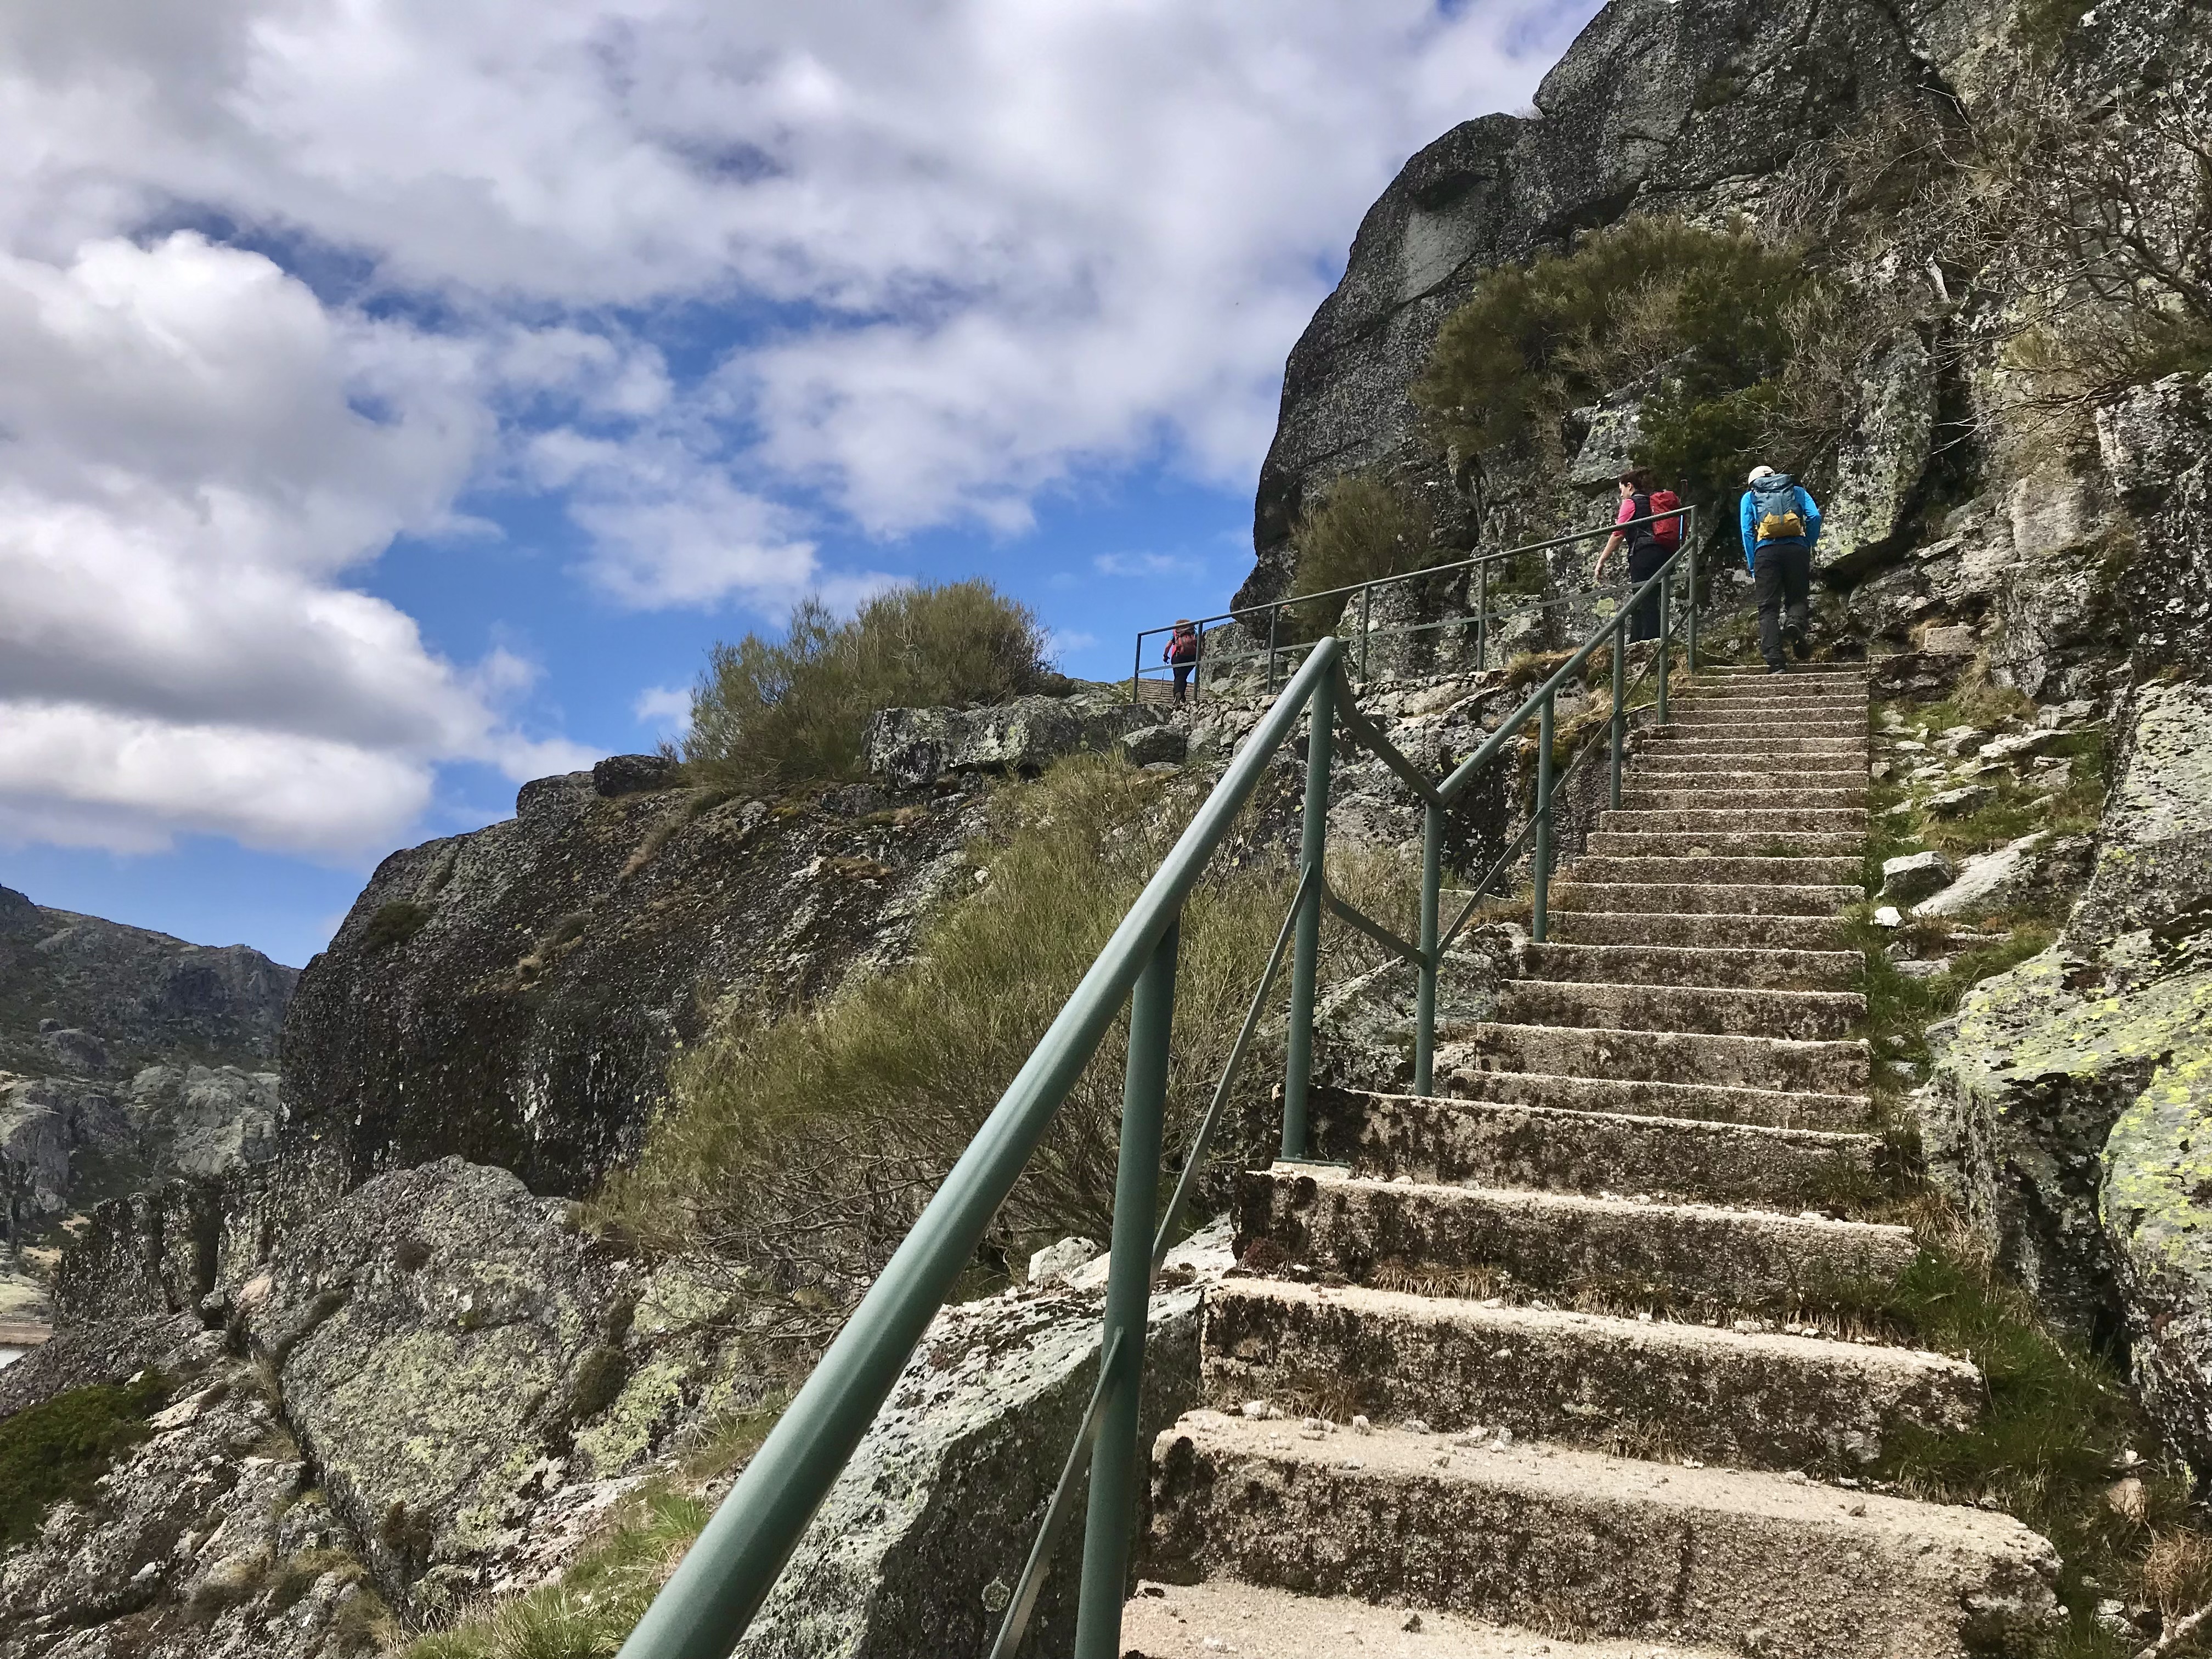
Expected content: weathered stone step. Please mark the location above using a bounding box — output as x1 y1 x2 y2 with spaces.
1547 910 1850 951
1585 830 1863 856
1235 1165 1914 1310
1551 881 1860 916
1431 1059 1873 1131
1628 774 1867 800
1601 806 1867 834
1681 682 1871 700
1619 792 1876 818
1122 1580 1736 1659
1145 1415 2058 1659
1568 855 1861 887
1658 710 1868 731
1450 1022 1870 1093
1525 939 1861 990
1310 1086 1886 1207
1635 751 1867 774
1200 1279 1977 1472
1643 734 1872 755
1497 980 1865 1041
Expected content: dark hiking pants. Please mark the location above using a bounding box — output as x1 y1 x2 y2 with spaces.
1754 542 1812 668
1626 543 1669 643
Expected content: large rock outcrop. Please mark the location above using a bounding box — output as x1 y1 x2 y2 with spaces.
1921 680 2212 1431
278 765 985 1199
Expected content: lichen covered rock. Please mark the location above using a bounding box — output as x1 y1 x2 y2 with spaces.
2069 679 2212 944
735 1226 1231 1659
863 693 1167 789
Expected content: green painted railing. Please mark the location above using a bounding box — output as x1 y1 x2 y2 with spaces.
617 510 1699 1659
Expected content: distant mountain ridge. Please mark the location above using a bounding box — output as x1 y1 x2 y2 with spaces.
0 884 295 1080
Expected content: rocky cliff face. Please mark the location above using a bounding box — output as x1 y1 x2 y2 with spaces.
276 757 981 1200
1240 0 2212 703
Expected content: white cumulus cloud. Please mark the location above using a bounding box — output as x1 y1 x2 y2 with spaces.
0 0 1584 855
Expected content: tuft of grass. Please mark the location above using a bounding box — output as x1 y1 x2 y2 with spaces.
602 752 1417 1323
0 1370 168 1547
679 1395 789 1485
403 1483 712 1659
1876 1218 2206 1655
683 580 1054 793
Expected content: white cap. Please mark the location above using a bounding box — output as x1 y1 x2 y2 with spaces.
1747 464 1776 483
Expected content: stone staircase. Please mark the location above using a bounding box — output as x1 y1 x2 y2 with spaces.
1123 666 2061 1658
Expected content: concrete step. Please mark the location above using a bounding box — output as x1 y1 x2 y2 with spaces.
1566 855 1861 887
1628 774 1867 800
1643 734 1872 756
1450 1022 1870 1094
1657 710 1868 731
1585 830 1862 856
1235 1165 1915 1311
1122 1581 1736 1659
1431 1059 1874 1131
1496 980 1865 1042
1634 753 1867 776
1681 683 1871 701
1524 940 1862 990
1550 881 1861 916
1619 788 1866 813
1200 1278 1978 1472
1547 911 1852 951
1601 806 1867 834
1309 1086 1887 1207
1145 1415 2058 1659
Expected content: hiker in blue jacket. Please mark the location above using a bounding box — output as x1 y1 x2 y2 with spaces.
1739 464 1822 674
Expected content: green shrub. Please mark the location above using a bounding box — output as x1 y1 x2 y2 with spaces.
1284 473 1437 637
1413 216 1889 507
363 900 435 953
684 580 1054 793
0 1370 168 1547
603 753 1416 1322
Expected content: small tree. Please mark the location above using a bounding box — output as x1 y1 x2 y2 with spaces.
684 580 1052 791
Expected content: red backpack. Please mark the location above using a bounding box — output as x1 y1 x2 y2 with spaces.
1638 488 1683 550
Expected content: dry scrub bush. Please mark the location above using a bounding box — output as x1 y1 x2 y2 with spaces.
606 752 1416 1339
1285 472 1438 637
684 580 1053 793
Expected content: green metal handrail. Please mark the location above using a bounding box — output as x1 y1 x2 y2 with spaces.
618 510 1701 1659
1132 505 1693 703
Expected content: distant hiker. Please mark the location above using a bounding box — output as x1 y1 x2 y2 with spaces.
1739 465 1822 673
1592 469 1684 644
1165 619 1200 704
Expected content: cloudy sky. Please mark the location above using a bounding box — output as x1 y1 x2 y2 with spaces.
0 0 1592 967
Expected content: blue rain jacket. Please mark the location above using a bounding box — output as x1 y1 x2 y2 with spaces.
1739 477 1822 569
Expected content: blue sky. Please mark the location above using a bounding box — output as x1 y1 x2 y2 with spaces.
0 0 1594 969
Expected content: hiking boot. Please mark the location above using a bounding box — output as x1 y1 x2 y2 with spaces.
1765 663 1788 675
1791 632 1812 662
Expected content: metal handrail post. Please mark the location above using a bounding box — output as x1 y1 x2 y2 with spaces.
1130 633 1143 706
1266 606 1280 696
1072 918 1178 1659
1280 671 1335 1157
1609 615 1626 811
1656 570 1672 726
1476 562 1489 672
1684 505 1699 673
1358 585 1373 682
1413 802 1442 1097
1532 691 1555 944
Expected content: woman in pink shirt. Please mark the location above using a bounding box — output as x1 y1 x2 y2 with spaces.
1593 467 1673 644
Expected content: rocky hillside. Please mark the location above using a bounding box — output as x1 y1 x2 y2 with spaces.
0 888 295 1336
